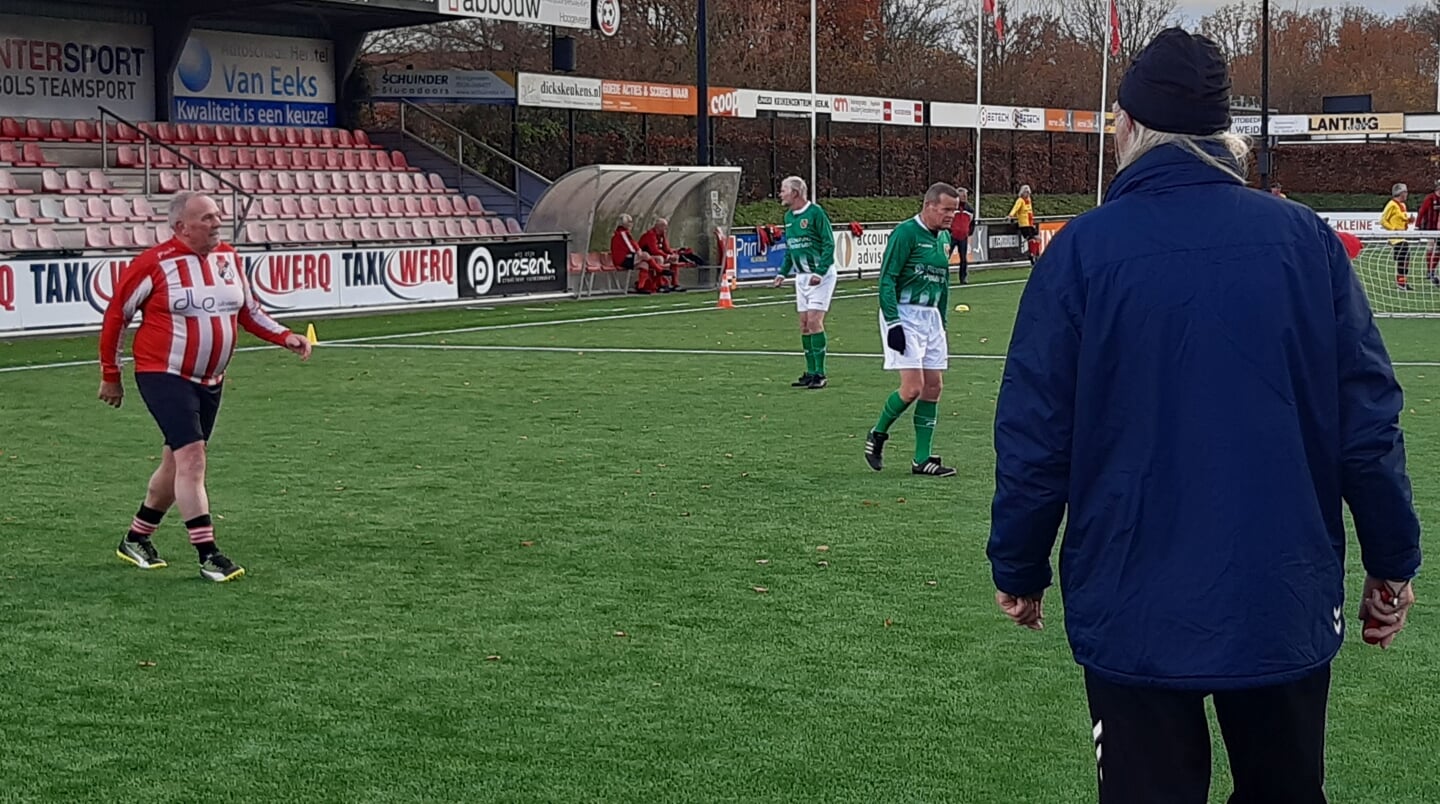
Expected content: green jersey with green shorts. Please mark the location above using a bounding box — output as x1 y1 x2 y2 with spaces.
878 215 952 371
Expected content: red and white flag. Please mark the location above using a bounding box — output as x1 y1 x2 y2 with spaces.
983 0 1004 38
1109 0 1122 57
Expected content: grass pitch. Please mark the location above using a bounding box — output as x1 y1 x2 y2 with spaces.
1 270 1437 802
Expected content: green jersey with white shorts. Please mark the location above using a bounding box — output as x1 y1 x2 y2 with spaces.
779 202 835 277
878 216 952 371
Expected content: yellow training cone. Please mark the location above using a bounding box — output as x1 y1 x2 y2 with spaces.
954 304 970 313
305 323 319 345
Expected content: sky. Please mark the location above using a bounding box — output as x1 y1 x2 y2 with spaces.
1175 0 1417 20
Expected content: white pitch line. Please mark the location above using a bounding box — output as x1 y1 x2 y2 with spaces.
323 342 1009 360
323 279 1029 345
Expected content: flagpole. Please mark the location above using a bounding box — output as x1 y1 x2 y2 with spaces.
809 0 817 197
973 0 983 214
1096 8 1111 207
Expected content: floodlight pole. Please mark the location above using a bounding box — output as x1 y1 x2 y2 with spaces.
697 0 710 166
1259 0 1271 191
809 0 817 196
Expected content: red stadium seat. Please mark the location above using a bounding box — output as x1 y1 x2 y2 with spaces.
322 220 343 241
360 220 380 240
23 119 46 141
193 124 215 144
386 220 406 240
466 196 485 215
303 221 325 242
88 170 123 194
276 172 296 193
245 222 267 243
291 172 312 193
49 120 76 141
299 196 320 219
0 118 23 140
284 221 305 242
73 120 100 142
132 225 155 248
0 169 32 195
84 224 109 248
111 197 144 222
352 197 373 217
8 228 37 251
318 196 338 218
133 196 159 221
340 220 362 240
265 222 286 243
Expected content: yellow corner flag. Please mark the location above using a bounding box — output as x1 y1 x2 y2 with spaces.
305 323 319 345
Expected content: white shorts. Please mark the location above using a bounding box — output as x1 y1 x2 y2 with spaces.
880 305 948 371
795 270 838 312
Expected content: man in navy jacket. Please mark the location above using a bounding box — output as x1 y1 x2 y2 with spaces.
987 28 1421 803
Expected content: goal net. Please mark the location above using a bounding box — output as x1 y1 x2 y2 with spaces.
1351 231 1440 318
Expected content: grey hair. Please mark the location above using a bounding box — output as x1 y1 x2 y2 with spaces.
653 216 669 227
924 182 960 205
1393 183 1408 197
1019 184 1032 196
781 175 808 199
168 190 205 229
617 213 633 227
1115 110 1251 184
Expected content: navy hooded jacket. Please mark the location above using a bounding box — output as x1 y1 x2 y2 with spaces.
987 143 1422 691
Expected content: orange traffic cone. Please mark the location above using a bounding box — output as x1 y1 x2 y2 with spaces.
717 268 735 309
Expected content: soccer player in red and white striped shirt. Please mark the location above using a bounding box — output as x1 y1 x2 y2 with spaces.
99 191 312 582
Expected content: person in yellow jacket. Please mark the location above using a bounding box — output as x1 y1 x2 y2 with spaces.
1382 183 1412 289
1008 185 1037 266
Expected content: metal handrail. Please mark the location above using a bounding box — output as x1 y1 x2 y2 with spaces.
397 100 550 215
399 99 550 180
96 106 258 242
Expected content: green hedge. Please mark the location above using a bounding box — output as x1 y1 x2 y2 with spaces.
733 193 1393 226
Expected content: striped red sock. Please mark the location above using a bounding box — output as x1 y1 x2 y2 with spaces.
184 515 216 559
126 504 165 542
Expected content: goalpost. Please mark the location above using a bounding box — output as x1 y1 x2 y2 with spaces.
1350 231 1440 318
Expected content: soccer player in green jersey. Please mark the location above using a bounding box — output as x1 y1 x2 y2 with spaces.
865 182 961 476
771 176 837 389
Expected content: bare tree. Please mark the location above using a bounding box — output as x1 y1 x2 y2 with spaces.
1035 0 1180 57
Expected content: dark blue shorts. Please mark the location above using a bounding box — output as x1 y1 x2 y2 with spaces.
134 372 223 450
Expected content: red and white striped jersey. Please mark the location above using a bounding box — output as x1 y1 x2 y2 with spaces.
99 239 291 386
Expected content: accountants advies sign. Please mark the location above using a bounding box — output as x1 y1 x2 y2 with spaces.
456 239 569 298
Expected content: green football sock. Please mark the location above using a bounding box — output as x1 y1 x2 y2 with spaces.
874 392 913 435
801 333 816 374
812 331 827 376
914 400 938 463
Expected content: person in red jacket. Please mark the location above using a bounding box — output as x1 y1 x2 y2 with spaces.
947 187 977 284
638 217 684 293
609 214 660 294
1416 179 1440 283
99 191 312 582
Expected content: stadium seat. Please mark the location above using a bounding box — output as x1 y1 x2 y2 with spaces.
444 219 464 238
284 221 305 242
72 120 100 142
335 130 354 149
467 196 484 215
8 227 37 252
88 170 123 194
158 171 184 193
110 196 144 222
420 196 440 216
258 173 278 193
299 196 320 219
384 221 405 240
84 225 109 248
505 218 523 234
15 198 54 224
35 226 60 250
244 221 267 243
275 197 296 219
0 199 16 224
318 196 338 218
461 218 480 237
360 220 381 240
265 222 286 243
133 196 159 221
322 220 343 242
0 118 23 141
50 120 79 142
132 225 155 248
292 172 312 193
427 173 446 192
254 148 274 169
0 170 31 194
352 197 373 217
55 197 84 223
156 223 173 242
86 197 112 222
303 221 325 242
23 119 45 141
